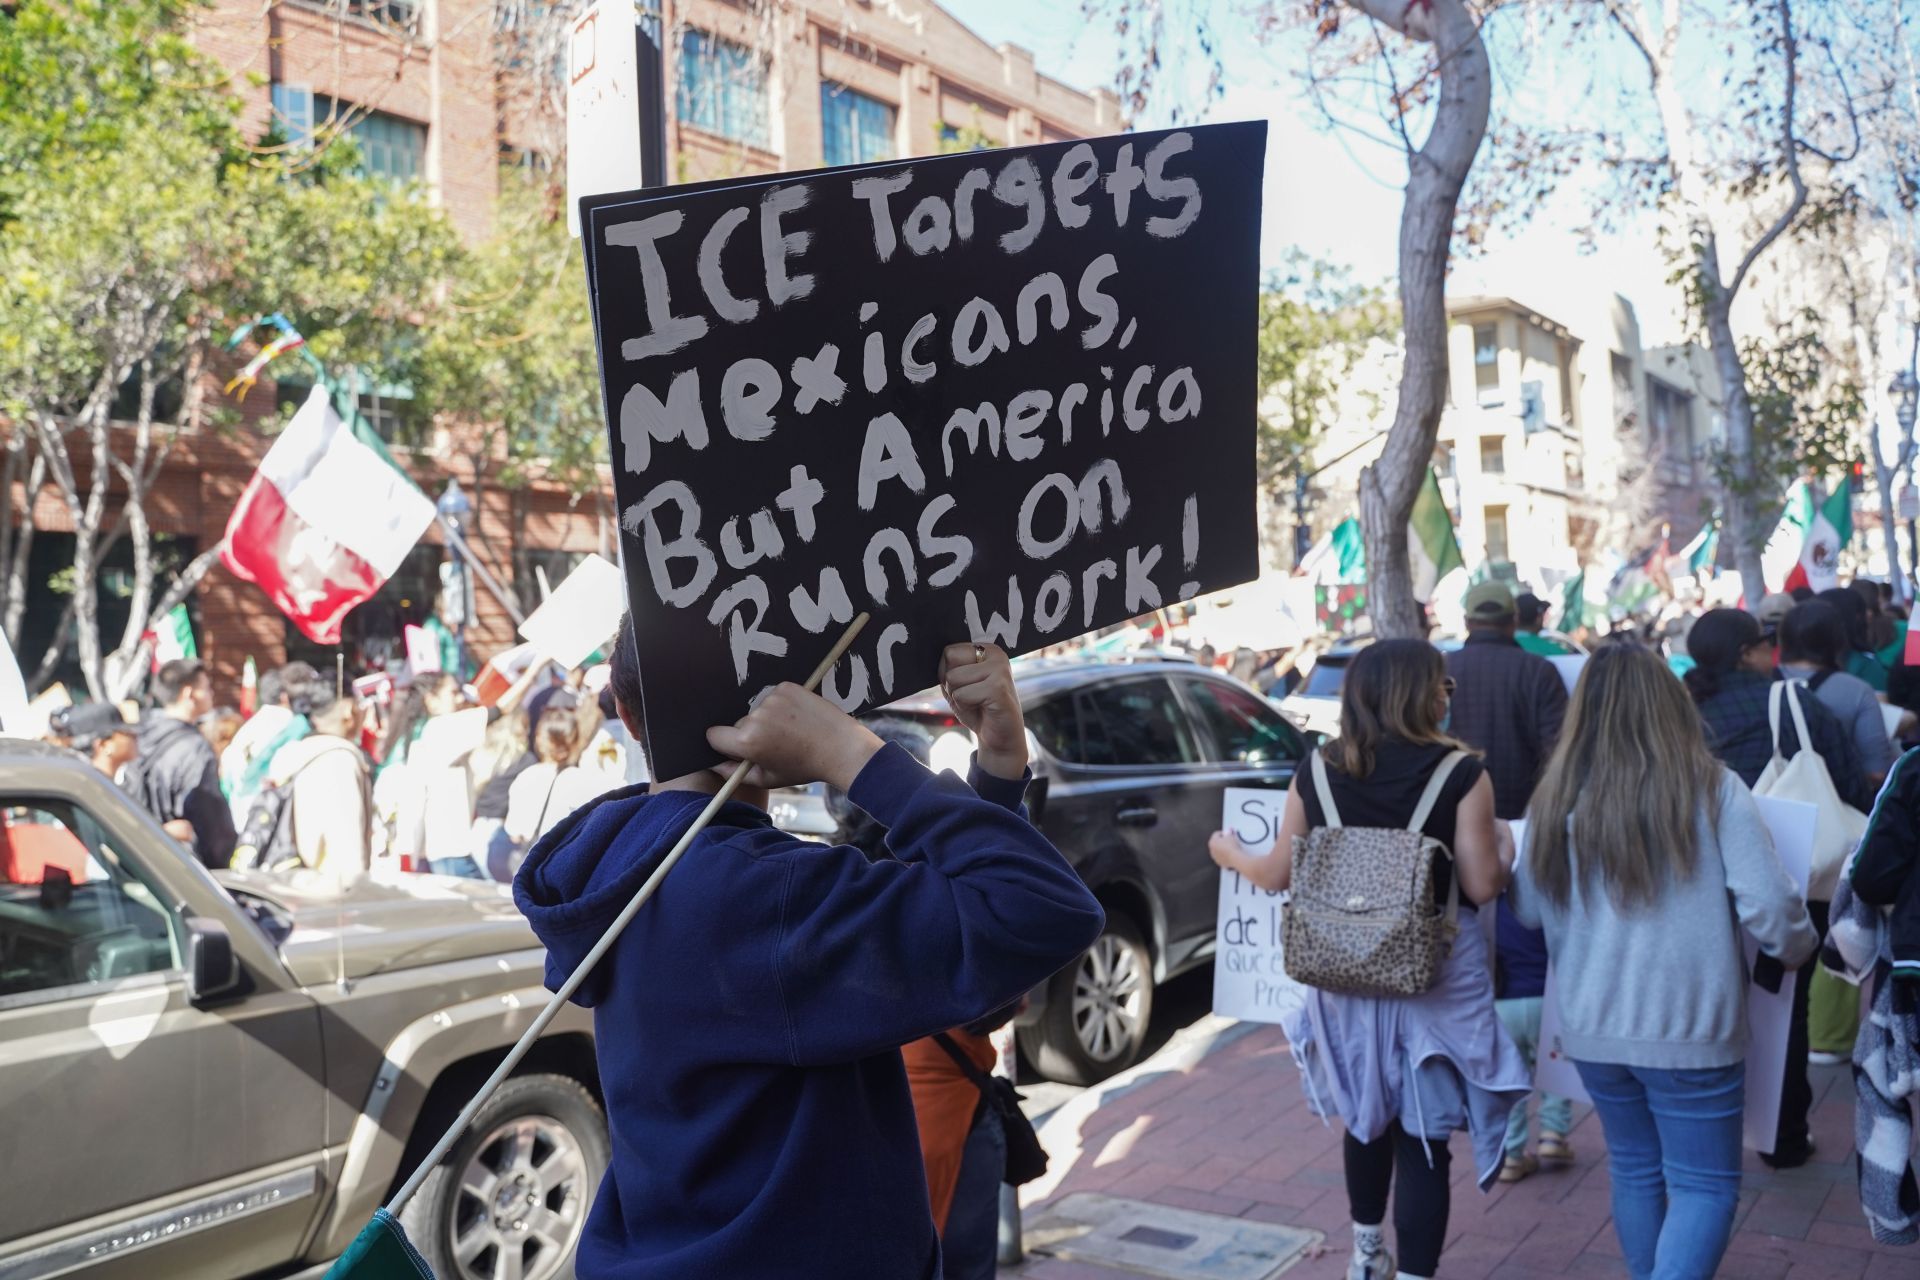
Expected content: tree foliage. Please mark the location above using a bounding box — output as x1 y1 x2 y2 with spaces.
0 0 469 693
1254 253 1396 494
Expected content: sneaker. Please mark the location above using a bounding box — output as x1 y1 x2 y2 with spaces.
1760 1133 1816 1169
1347 1248 1396 1280
1808 1050 1848 1067
1499 1151 1539 1183
1538 1132 1575 1167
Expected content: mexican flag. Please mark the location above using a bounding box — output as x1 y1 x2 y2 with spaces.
221 385 435 644
1761 480 1851 595
1304 474 1463 604
1675 520 1719 578
1295 517 1366 584
1559 570 1587 631
1408 467 1464 604
148 603 196 667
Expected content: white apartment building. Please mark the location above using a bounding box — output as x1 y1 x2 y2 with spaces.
1291 291 1723 593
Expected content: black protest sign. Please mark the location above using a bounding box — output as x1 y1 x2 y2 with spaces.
582 121 1266 778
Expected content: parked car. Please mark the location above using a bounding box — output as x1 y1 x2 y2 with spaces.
0 739 604 1280
867 659 1305 1085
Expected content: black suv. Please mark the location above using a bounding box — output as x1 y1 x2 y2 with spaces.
880 659 1304 1084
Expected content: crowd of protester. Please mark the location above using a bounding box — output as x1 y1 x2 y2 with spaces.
1212 576 1919 1280
26 575 1920 1279
37 643 645 889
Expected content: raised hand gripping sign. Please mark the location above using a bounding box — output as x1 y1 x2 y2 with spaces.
582 123 1266 777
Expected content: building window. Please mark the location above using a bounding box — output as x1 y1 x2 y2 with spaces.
820 82 896 166
937 121 999 153
275 376 425 447
290 0 419 34
676 31 770 149
1485 505 1510 564
1480 436 1505 475
1434 442 1455 479
1557 339 1578 428
1473 323 1500 393
270 85 425 183
1649 378 1695 479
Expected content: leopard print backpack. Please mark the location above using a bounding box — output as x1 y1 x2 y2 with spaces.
1281 749 1467 999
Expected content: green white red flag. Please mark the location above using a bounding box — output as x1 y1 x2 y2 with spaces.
1761 480 1851 595
221 385 435 644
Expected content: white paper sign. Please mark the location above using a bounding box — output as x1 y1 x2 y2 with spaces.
518 553 625 670
1533 794 1816 1153
1211 787 1307 1025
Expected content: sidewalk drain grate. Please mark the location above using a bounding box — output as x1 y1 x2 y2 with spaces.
1026 1193 1321 1279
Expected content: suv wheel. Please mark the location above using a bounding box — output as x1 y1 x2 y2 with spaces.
403 1073 609 1280
1021 914 1155 1085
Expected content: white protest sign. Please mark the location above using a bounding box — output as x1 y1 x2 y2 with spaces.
404 623 440 675
1533 794 1816 1153
0 627 28 737
566 0 646 237
518 553 626 670
1211 786 1307 1025
1547 654 1586 695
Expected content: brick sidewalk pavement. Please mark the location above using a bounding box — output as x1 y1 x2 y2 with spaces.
1012 1022 1912 1280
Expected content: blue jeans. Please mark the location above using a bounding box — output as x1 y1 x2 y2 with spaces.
943 1104 1005 1280
425 855 485 879
1497 996 1573 1154
1575 1060 1745 1280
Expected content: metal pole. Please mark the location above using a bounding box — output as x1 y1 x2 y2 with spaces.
635 3 667 189
992 1022 1024 1266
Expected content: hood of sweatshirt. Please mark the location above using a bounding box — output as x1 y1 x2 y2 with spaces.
512 784 770 1008
136 712 203 758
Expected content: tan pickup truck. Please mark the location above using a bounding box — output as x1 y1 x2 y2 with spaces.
0 739 604 1280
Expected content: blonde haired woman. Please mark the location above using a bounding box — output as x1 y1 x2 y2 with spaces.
1211 639 1529 1280
1511 643 1815 1280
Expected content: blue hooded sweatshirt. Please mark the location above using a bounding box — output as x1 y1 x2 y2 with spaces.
513 742 1105 1278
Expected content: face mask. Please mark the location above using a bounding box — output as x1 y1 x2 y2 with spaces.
1438 699 1452 734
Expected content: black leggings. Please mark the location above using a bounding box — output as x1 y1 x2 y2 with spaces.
1344 1123 1452 1276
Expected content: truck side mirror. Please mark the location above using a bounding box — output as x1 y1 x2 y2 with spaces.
185 915 244 1007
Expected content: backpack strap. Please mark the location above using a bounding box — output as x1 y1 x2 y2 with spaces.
931 1031 994 1094
1309 750 1343 829
1772 679 1813 759
1408 750 1470 833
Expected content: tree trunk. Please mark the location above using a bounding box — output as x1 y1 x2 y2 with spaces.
1346 0 1491 637
1703 296 1766 595
2 446 45 648
114 362 160 660
1872 438 1905 597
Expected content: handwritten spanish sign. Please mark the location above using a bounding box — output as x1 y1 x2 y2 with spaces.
582 123 1266 776
1211 786 1307 1025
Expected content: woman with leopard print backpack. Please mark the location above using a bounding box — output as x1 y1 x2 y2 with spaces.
1211 639 1531 1280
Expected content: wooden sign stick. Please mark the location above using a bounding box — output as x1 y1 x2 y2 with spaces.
384 610 870 1218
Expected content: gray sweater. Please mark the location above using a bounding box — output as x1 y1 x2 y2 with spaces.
1509 769 1818 1069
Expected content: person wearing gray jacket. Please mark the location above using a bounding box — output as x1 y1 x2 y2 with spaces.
1509 644 1816 1280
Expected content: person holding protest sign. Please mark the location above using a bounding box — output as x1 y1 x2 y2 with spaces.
511 617 1102 1279
1208 639 1528 1280
1512 643 1816 1280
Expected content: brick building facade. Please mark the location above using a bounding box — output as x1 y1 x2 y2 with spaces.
18 0 1112 697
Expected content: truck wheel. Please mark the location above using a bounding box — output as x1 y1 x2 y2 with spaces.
402 1073 608 1280
1019 913 1155 1086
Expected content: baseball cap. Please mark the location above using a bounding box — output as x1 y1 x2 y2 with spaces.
67 702 133 748
1463 581 1516 621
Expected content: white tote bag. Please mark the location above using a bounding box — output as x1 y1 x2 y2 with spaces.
1752 680 1867 899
